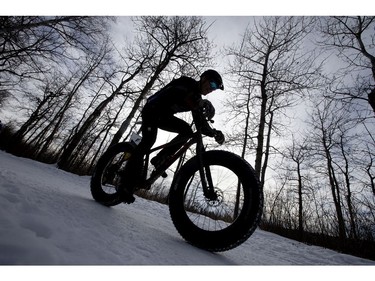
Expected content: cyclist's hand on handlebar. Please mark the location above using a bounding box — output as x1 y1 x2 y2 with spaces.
213 130 225 145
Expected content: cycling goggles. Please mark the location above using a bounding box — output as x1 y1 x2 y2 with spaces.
209 81 220 90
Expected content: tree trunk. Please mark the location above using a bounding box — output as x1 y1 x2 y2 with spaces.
296 161 304 240
57 63 143 170
109 54 172 147
323 138 346 240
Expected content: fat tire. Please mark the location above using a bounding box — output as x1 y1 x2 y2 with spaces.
169 150 263 252
90 142 135 207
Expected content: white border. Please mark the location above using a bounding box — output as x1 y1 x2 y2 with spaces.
1 0 370 16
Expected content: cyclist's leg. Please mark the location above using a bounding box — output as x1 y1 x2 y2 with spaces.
152 116 193 164
119 113 158 193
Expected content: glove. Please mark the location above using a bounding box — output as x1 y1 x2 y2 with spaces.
214 130 225 145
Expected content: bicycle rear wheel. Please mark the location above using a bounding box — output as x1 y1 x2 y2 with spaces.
90 142 134 206
169 150 263 252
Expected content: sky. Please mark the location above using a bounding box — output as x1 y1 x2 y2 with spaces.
1 149 374 277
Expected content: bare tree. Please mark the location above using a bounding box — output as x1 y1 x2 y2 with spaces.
0 16 113 92
7 43 111 159
57 45 146 170
308 99 349 240
318 16 375 114
2 16 114 155
226 16 322 185
283 136 311 239
363 144 375 196
38 48 109 154
5 76 68 154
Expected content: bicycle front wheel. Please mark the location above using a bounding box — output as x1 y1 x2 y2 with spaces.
169 150 263 252
90 142 134 206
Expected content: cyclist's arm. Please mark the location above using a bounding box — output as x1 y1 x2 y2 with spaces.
192 109 225 144
189 96 225 144
192 109 215 137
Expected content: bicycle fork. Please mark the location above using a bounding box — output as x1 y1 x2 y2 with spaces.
196 142 217 201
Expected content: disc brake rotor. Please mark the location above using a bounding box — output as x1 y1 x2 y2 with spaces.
205 188 224 207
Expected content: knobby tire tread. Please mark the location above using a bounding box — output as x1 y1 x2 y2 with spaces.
169 150 263 252
90 142 134 207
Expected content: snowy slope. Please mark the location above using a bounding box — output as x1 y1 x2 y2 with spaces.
0 150 374 267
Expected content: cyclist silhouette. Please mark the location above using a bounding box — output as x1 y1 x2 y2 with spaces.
119 69 225 202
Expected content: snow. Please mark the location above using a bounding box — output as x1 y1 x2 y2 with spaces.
0 150 374 278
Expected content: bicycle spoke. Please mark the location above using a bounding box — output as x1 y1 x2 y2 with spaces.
182 166 245 231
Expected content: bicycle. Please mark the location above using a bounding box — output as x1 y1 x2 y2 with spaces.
90 112 263 252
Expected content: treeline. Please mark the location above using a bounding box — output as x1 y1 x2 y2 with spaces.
0 16 374 260
224 16 375 260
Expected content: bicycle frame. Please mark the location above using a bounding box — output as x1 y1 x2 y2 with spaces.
140 128 216 199
142 132 198 187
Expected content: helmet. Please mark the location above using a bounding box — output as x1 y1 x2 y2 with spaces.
200 69 224 91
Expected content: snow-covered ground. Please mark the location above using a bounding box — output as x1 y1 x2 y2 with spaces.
0 150 374 278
